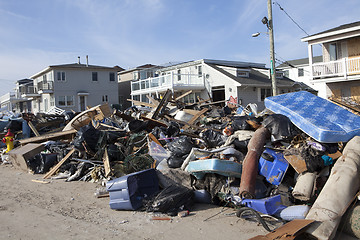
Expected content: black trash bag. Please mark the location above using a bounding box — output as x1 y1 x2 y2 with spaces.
200 129 226 148
107 144 124 162
5 120 23 133
233 138 250 153
166 122 180 137
231 116 252 131
144 185 194 215
27 153 58 174
166 136 193 157
73 123 101 152
167 154 188 168
223 106 232 115
128 119 149 133
262 114 300 142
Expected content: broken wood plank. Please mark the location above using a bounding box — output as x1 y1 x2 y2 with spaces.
43 148 76 179
127 99 156 108
182 108 209 130
28 121 40 137
140 115 169 128
175 90 193 101
188 108 208 125
102 148 111 177
146 95 160 106
152 89 172 120
148 133 163 147
18 129 77 145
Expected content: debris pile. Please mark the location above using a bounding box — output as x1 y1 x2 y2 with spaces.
2 90 360 240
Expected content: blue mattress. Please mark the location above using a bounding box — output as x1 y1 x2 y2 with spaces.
264 91 360 143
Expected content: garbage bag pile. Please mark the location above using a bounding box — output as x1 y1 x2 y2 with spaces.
2 91 360 239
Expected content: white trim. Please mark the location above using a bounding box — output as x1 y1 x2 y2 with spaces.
302 26 360 42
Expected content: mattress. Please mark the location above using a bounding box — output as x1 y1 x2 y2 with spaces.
186 159 242 179
264 91 360 143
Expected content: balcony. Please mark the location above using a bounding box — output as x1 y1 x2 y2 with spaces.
20 86 40 98
311 56 360 81
131 73 207 95
0 92 26 104
37 81 54 94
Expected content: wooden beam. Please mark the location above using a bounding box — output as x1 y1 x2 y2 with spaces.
146 95 159 106
102 148 111 177
43 148 76 179
127 99 156 108
18 129 77 145
148 133 163 147
28 121 40 137
152 89 172 120
175 90 193 101
182 108 208 130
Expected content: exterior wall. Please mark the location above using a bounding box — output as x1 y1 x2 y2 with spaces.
31 67 118 113
53 69 118 112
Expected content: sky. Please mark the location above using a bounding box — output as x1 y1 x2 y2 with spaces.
0 0 359 96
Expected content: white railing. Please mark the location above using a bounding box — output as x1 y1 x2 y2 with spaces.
131 72 205 94
312 56 360 79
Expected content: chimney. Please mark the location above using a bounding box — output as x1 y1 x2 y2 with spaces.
86 55 89 67
78 56 81 64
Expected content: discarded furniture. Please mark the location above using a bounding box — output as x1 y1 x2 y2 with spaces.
265 91 360 143
8 143 45 171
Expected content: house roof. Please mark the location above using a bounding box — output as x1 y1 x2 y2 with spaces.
119 64 159 74
158 59 266 72
30 63 123 79
276 56 323 68
206 63 295 87
302 21 360 42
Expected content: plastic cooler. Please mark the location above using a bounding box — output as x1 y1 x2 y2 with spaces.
258 148 289 186
106 168 159 210
241 194 286 215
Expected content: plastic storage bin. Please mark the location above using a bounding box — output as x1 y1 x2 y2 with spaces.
106 168 159 210
258 148 289 185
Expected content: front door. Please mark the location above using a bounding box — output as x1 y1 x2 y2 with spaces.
79 95 87 111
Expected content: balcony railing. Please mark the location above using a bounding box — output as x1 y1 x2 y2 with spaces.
131 73 206 94
312 56 360 79
37 81 54 92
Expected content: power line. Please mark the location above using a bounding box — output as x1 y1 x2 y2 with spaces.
273 1 309 36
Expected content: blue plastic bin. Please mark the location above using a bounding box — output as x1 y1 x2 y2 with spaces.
241 194 286 215
106 168 159 210
258 148 289 186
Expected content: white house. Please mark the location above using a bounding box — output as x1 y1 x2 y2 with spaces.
0 79 35 113
130 59 306 110
29 59 123 114
301 21 360 100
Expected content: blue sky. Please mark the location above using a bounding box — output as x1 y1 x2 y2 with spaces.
0 0 359 96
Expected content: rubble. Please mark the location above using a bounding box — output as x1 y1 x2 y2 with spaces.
1 91 360 239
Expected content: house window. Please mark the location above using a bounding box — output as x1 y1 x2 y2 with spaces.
198 66 202 77
177 69 181 81
329 43 337 61
102 95 108 102
298 68 304 77
133 95 140 101
109 72 115 82
57 72 66 81
261 88 271 101
43 74 47 81
92 72 98 81
58 96 74 107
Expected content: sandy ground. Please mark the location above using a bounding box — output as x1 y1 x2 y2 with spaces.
0 163 358 240
0 164 268 240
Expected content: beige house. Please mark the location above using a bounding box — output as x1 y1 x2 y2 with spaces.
302 21 360 100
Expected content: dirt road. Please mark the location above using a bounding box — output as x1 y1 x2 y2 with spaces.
0 164 268 240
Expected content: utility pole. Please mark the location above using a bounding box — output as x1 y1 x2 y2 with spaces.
268 0 277 96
